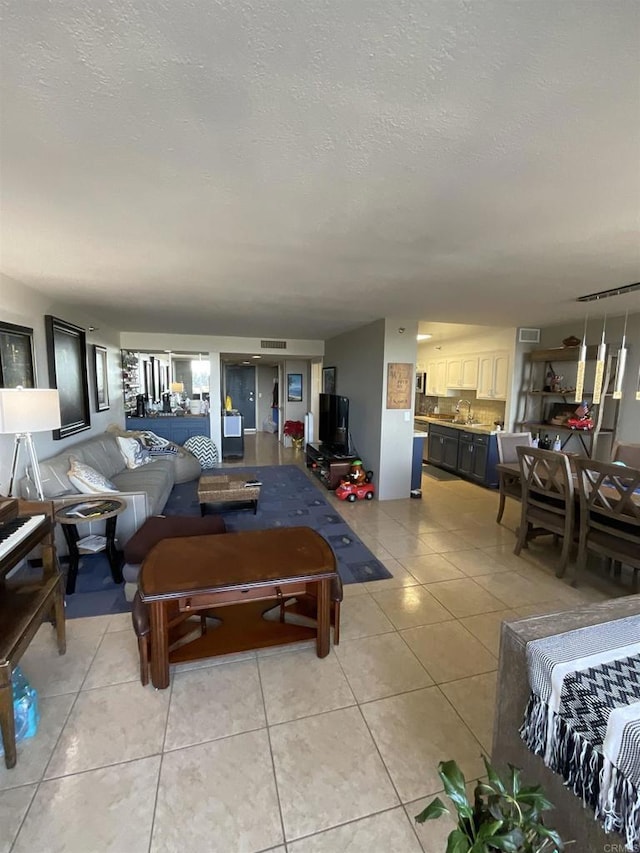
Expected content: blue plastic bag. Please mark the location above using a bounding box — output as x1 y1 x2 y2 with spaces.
0 667 39 756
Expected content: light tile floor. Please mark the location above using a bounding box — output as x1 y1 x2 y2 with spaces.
2 439 628 852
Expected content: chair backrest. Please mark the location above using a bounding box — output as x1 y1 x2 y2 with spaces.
612 442 640 470
516 446 574 522
496 432 533 464
573 458 640 536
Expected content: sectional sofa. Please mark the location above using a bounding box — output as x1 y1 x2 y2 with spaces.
21 428 201 554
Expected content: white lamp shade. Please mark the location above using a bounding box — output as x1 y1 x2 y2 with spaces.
0 388 61 433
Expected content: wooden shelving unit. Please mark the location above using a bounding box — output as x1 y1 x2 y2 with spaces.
517 346 620 459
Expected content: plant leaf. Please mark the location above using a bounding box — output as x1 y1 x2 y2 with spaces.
446 828 472 853
508 764 522 797
487 828 525 852
415 797 449 823
476 819 504 841
483 756 507 795
536 824 565 851
439 760 473 818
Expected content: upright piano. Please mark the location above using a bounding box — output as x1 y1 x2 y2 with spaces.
0 497 66 769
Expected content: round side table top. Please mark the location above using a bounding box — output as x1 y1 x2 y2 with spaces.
55 497 126 524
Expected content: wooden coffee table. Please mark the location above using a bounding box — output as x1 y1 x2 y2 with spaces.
197 473 261 515
139 527 338 688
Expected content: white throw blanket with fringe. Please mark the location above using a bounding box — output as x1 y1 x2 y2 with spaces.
520 615 640 852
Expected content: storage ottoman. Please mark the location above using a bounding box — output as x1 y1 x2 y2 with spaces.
122 515 226 601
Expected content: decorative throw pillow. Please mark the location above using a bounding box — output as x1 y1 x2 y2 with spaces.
116 436 151 469
183 435 218 468
141 431 171 448
68 458 118 494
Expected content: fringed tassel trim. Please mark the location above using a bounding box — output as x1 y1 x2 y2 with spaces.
597 762 640 853
519 692 548 756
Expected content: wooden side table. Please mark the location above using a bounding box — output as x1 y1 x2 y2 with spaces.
55 498 126 594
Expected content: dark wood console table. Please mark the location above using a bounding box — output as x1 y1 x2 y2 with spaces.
305 443 358 490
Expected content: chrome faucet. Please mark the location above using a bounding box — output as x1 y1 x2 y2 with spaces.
455 399 473 423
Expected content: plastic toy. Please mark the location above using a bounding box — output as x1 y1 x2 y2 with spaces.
567 401 594 431
335 480 375 502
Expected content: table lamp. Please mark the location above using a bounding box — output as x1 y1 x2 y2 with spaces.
0 387 61 500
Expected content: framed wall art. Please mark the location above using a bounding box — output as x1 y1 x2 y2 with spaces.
45 315 91 439
93 345 110 411
0 321 36 388
287 373 303 402
322 366 336 395
386 362 413 409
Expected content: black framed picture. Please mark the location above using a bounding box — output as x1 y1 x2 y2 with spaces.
93 345 109 411
287 373 303 402
322 366 336 395
0 321 36 388
45 315 91 440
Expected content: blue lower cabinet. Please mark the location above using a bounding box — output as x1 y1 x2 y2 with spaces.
411 436 425 491
125 416 210 444
428 425 498 488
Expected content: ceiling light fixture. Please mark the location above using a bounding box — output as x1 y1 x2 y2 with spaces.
252 355 262 359
576 282 640 303
416 334 432 341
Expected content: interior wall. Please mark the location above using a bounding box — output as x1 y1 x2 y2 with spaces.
325 318 419 500
0 273 125 494
539 313 640 445
282 359 310 440
256 365 278 432
324 320 386 487
378 319 419 500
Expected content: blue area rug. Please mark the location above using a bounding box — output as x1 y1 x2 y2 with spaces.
63 464 391 619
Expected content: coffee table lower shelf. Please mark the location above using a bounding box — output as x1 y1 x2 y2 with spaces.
168 601 317 663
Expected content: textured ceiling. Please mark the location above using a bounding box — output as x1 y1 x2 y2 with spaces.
1 1 639 339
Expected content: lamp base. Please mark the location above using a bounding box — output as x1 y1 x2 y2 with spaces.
8 433 45 501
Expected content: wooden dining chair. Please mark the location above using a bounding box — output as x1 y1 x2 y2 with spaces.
514 446 575 576
495 432 533 523
612 441 640 469
573 458 640 590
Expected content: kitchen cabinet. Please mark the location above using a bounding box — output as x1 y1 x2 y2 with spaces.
446 356 478 390
427 424 499 487
126 415 210 442
428 425 460 471
426 358 448 396
477 351 510 400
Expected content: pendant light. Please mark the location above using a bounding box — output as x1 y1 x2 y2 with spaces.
574 315 588 403
612 312 628 400
592 315 607 405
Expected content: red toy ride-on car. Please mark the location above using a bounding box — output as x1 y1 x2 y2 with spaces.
335 480 375 502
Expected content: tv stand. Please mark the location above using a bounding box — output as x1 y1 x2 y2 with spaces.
305 443 357 491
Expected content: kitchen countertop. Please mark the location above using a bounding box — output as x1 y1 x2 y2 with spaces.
414 415 498 436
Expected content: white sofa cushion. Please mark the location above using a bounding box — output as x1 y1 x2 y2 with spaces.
68 457 118 494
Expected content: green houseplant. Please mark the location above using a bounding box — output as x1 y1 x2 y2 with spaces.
415 758 564 853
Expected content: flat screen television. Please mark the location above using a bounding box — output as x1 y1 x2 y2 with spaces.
319 393 349 452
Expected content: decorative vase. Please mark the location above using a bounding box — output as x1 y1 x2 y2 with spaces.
291 437 304 450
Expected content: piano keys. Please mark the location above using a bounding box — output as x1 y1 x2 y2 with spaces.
0 500 49 576
0 497 66 769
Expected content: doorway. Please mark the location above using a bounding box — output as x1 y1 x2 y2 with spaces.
224 365 256 430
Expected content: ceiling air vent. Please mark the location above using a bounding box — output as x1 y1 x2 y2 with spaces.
518 328 541 344
260 340 287 349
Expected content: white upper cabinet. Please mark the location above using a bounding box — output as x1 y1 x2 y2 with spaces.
446 356 478 389
477 351 510 400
